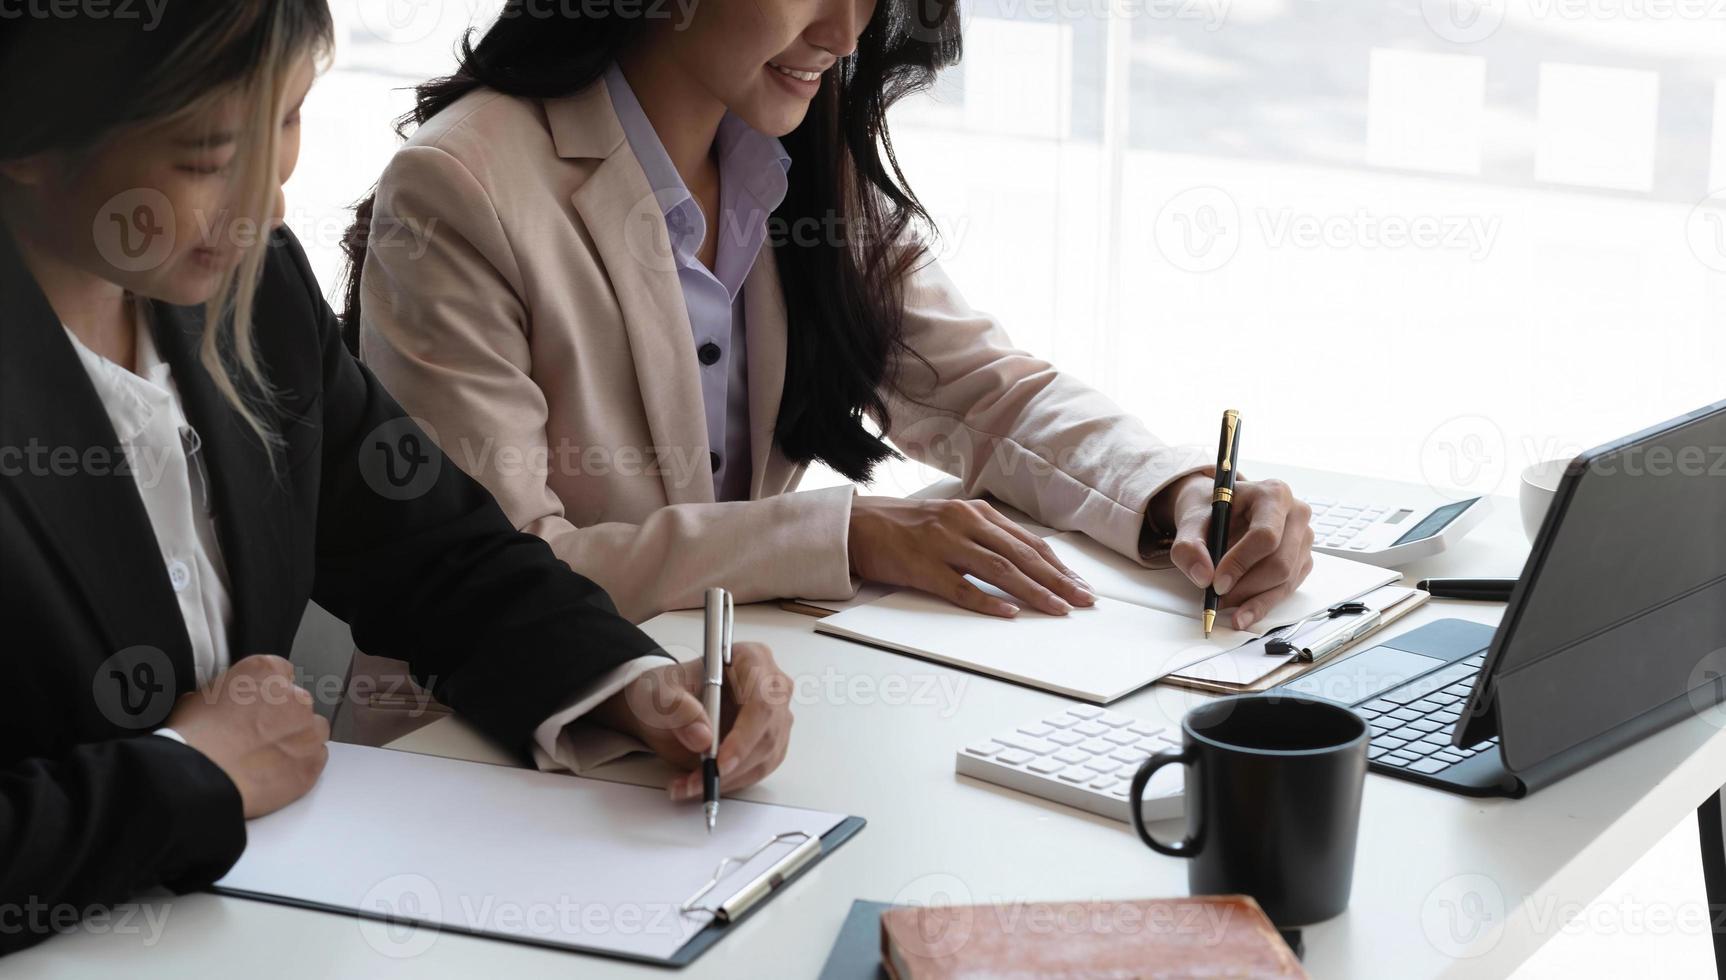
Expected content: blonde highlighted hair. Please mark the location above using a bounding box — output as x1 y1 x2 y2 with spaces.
0 1 335 453
160 5 334 449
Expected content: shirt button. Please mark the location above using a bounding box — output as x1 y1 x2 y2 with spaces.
710 452 723 473
167 560 191 593
698 342 722 366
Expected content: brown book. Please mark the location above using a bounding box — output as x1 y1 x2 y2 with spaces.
880 895 1307 979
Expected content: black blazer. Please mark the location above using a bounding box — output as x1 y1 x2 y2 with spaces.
0 226 667 953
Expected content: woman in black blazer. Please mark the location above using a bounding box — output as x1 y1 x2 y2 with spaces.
0 3 792 954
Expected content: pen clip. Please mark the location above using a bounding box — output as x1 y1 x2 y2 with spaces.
721 590 734 667
1262 600 1377 659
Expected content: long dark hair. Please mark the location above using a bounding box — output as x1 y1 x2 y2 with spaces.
342 0 961 482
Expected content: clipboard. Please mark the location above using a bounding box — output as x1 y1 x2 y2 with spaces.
210 743 865 967
1161 585 1429 695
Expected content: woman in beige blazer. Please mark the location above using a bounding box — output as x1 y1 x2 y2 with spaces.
347 0 1314 632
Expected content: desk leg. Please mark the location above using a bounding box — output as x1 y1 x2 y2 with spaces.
1702 789 1726 980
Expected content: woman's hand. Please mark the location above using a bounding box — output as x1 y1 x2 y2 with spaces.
168 655 331 819
590 642 794 800
1155 475 1315 631
848 496 1097 617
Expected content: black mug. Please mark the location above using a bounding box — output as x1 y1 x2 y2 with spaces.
1129 694 1368 926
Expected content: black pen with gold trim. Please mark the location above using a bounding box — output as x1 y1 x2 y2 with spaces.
1203 410 1241 637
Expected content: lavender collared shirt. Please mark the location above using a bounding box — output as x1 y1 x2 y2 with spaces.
605 64 791 502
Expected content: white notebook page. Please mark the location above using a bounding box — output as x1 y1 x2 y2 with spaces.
1045 532 1400 629
215 743 848 962
816 590 1251 703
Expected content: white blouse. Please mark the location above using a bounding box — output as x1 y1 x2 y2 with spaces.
64 316 233 686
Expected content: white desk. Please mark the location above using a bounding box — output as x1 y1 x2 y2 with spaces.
17 467 1726 978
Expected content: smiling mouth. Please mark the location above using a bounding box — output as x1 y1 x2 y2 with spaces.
768 62 823 82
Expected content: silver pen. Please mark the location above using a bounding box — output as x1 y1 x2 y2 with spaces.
701 588 733 834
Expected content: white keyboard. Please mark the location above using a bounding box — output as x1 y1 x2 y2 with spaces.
955 705 1186 823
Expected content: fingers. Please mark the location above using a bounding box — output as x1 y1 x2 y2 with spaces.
1212 480 1296 597
629 665 712 758
1164 473 1221 587
975 507 1096 607
955 540 1071 616
714 645 792 775
669 644 793 800
1221 505 1316 609
1230 554 1314 631
1169 501 1215 589
922 563 1019 617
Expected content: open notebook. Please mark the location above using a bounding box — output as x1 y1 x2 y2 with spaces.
814 532 1403 703
213 744 862 966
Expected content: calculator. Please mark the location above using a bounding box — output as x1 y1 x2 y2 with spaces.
1307 495 1491 567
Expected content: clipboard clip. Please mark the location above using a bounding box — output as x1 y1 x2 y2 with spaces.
679 830 820 924
1263 600 1378 662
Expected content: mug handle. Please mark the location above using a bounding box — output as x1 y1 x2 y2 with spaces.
1130 746 1201 857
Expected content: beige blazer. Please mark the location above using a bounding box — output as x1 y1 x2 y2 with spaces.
358 78 1208 626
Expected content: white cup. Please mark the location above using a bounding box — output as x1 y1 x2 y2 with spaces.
1518 458 1570 543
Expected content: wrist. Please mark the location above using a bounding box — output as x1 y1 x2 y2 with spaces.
587 686 638 739
1141 486 1182 556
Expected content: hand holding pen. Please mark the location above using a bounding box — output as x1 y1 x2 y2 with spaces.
1147 416 1317 634
587 611 795 808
